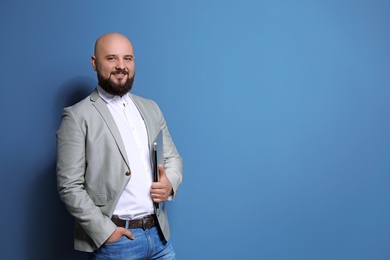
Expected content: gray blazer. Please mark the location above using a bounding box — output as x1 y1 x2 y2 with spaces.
56 89 182 252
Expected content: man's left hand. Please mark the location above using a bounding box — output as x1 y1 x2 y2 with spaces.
150 164 173 203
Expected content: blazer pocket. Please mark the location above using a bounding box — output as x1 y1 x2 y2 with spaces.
90 194 108 206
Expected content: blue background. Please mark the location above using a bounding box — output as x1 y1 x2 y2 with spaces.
1 1 389 259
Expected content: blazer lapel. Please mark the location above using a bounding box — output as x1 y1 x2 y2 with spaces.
90 89 130 169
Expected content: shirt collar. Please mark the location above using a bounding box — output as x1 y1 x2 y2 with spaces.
97 85 131 105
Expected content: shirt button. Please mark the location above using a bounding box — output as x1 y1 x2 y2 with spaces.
125 170 131 176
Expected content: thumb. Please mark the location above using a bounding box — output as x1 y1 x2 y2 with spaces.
124 229 135 240
158 164 166 179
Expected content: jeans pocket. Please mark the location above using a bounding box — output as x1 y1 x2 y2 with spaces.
104 235 126 245
94 236 134 259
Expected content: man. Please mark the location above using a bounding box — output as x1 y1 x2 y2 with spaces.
56 32 182 260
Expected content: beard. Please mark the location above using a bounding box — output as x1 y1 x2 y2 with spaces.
98 70 135 97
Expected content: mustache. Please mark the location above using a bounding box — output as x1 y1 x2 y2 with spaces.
111 69 128 75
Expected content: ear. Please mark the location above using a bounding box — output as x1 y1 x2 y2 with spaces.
91 56 97 71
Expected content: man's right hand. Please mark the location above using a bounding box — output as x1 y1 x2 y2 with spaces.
106 227 134 243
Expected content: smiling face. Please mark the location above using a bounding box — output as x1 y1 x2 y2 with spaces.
91 33 135 96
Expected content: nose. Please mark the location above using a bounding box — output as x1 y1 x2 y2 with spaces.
115 58 125 70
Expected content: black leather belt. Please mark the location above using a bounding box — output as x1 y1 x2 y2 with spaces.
112 214 157 230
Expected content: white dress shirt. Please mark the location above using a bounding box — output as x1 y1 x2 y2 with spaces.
97 86 154 220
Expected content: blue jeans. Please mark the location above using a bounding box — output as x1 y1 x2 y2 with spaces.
88 226 175 260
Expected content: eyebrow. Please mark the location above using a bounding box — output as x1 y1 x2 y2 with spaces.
105 54 134 58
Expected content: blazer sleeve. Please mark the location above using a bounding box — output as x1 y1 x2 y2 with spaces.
56 107 117 249
154 101 183 197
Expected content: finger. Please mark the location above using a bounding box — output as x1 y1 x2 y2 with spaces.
150 193 158 202
151 182 164 191
124 230 134 240
151 191 163 199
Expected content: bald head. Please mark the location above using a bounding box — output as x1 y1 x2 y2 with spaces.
94 32 134 57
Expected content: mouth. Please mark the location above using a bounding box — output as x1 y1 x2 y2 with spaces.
111 70 128 80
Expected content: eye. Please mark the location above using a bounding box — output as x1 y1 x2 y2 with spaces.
106 56 116 61
124 56 134 61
